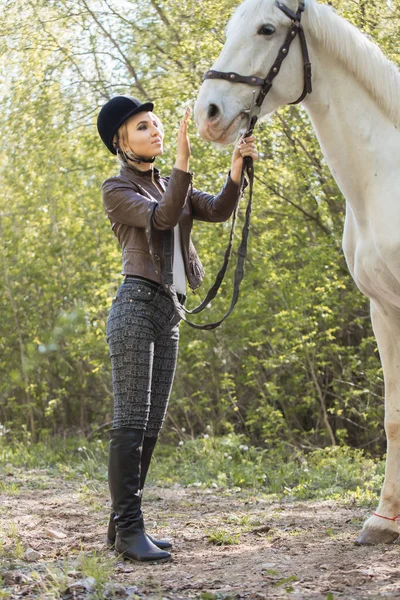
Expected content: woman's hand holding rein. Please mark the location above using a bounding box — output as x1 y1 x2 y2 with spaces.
175 107 191 172
230 135 259 185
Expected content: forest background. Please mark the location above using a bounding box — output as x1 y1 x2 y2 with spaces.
0 0 399 455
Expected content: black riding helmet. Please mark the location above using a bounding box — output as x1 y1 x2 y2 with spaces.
97 95 154 155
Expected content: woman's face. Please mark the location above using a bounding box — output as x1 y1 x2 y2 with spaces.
119 111 164 159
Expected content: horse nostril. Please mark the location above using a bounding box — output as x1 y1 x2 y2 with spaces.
207 103 220 121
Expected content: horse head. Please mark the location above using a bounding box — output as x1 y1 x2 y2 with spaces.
194 0 309 144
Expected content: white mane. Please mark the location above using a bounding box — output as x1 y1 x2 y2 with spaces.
304 0 400 126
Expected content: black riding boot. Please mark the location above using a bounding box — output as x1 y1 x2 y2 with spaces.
106 435 172 550
107 435 172 550
108 428 171 562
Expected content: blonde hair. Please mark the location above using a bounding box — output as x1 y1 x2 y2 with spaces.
113 113 164 165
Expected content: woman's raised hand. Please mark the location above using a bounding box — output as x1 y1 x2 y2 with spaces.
175 107 191 172
230 134 259 185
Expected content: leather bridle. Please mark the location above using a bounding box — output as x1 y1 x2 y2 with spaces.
203 0 312 134
157 0 312 330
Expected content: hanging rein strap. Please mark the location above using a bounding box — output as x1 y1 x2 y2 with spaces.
161 124 256 330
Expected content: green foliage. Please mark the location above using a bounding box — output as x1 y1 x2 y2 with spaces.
0 0 398 453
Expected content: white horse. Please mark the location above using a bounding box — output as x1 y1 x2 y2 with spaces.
194 0 400 545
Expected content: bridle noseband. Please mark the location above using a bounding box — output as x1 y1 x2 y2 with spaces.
203 0 312 133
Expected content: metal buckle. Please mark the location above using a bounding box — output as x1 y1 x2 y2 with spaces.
242 90 260 125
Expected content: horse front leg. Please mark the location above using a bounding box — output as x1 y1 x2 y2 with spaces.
356 301 400 545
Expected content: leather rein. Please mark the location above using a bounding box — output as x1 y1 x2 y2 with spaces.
161 0 312 330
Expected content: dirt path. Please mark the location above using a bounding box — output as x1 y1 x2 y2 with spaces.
1 467 400 599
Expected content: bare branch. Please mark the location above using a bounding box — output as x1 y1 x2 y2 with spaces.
255 174 332 235
80 0 149 98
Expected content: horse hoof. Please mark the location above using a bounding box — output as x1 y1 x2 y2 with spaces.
355 527 399 546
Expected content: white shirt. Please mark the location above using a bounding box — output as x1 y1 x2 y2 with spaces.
173 224 186 295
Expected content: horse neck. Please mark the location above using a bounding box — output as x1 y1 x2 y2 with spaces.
301 28 400 213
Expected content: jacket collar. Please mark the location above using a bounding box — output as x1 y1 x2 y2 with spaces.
120 162 161 183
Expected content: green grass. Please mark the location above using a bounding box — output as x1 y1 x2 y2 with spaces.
206 528 241 546
273 574 299 593
150 433 385 504
0 480 20 494
0 436 108 481
0 522 25 561
2 549 119 600
78 482 107 512
74 548 117 588
0 432 386 504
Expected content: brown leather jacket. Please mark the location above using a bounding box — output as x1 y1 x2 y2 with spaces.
102 163 243 290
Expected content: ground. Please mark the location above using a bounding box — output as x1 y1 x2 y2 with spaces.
1 466 400 600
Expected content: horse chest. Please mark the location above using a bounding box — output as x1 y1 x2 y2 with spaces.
343 211 400 307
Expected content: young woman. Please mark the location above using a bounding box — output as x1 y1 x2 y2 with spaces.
97 95 258 563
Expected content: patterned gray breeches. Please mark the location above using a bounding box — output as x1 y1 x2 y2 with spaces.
106 278 181 437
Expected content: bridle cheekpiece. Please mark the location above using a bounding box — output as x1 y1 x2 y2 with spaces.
203 0 312 134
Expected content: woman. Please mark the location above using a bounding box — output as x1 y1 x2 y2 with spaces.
97 95 258 563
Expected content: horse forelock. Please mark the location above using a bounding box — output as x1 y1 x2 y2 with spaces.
226 0 275 38
226 0 301 32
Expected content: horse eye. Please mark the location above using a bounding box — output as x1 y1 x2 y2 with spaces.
258 24 276 36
